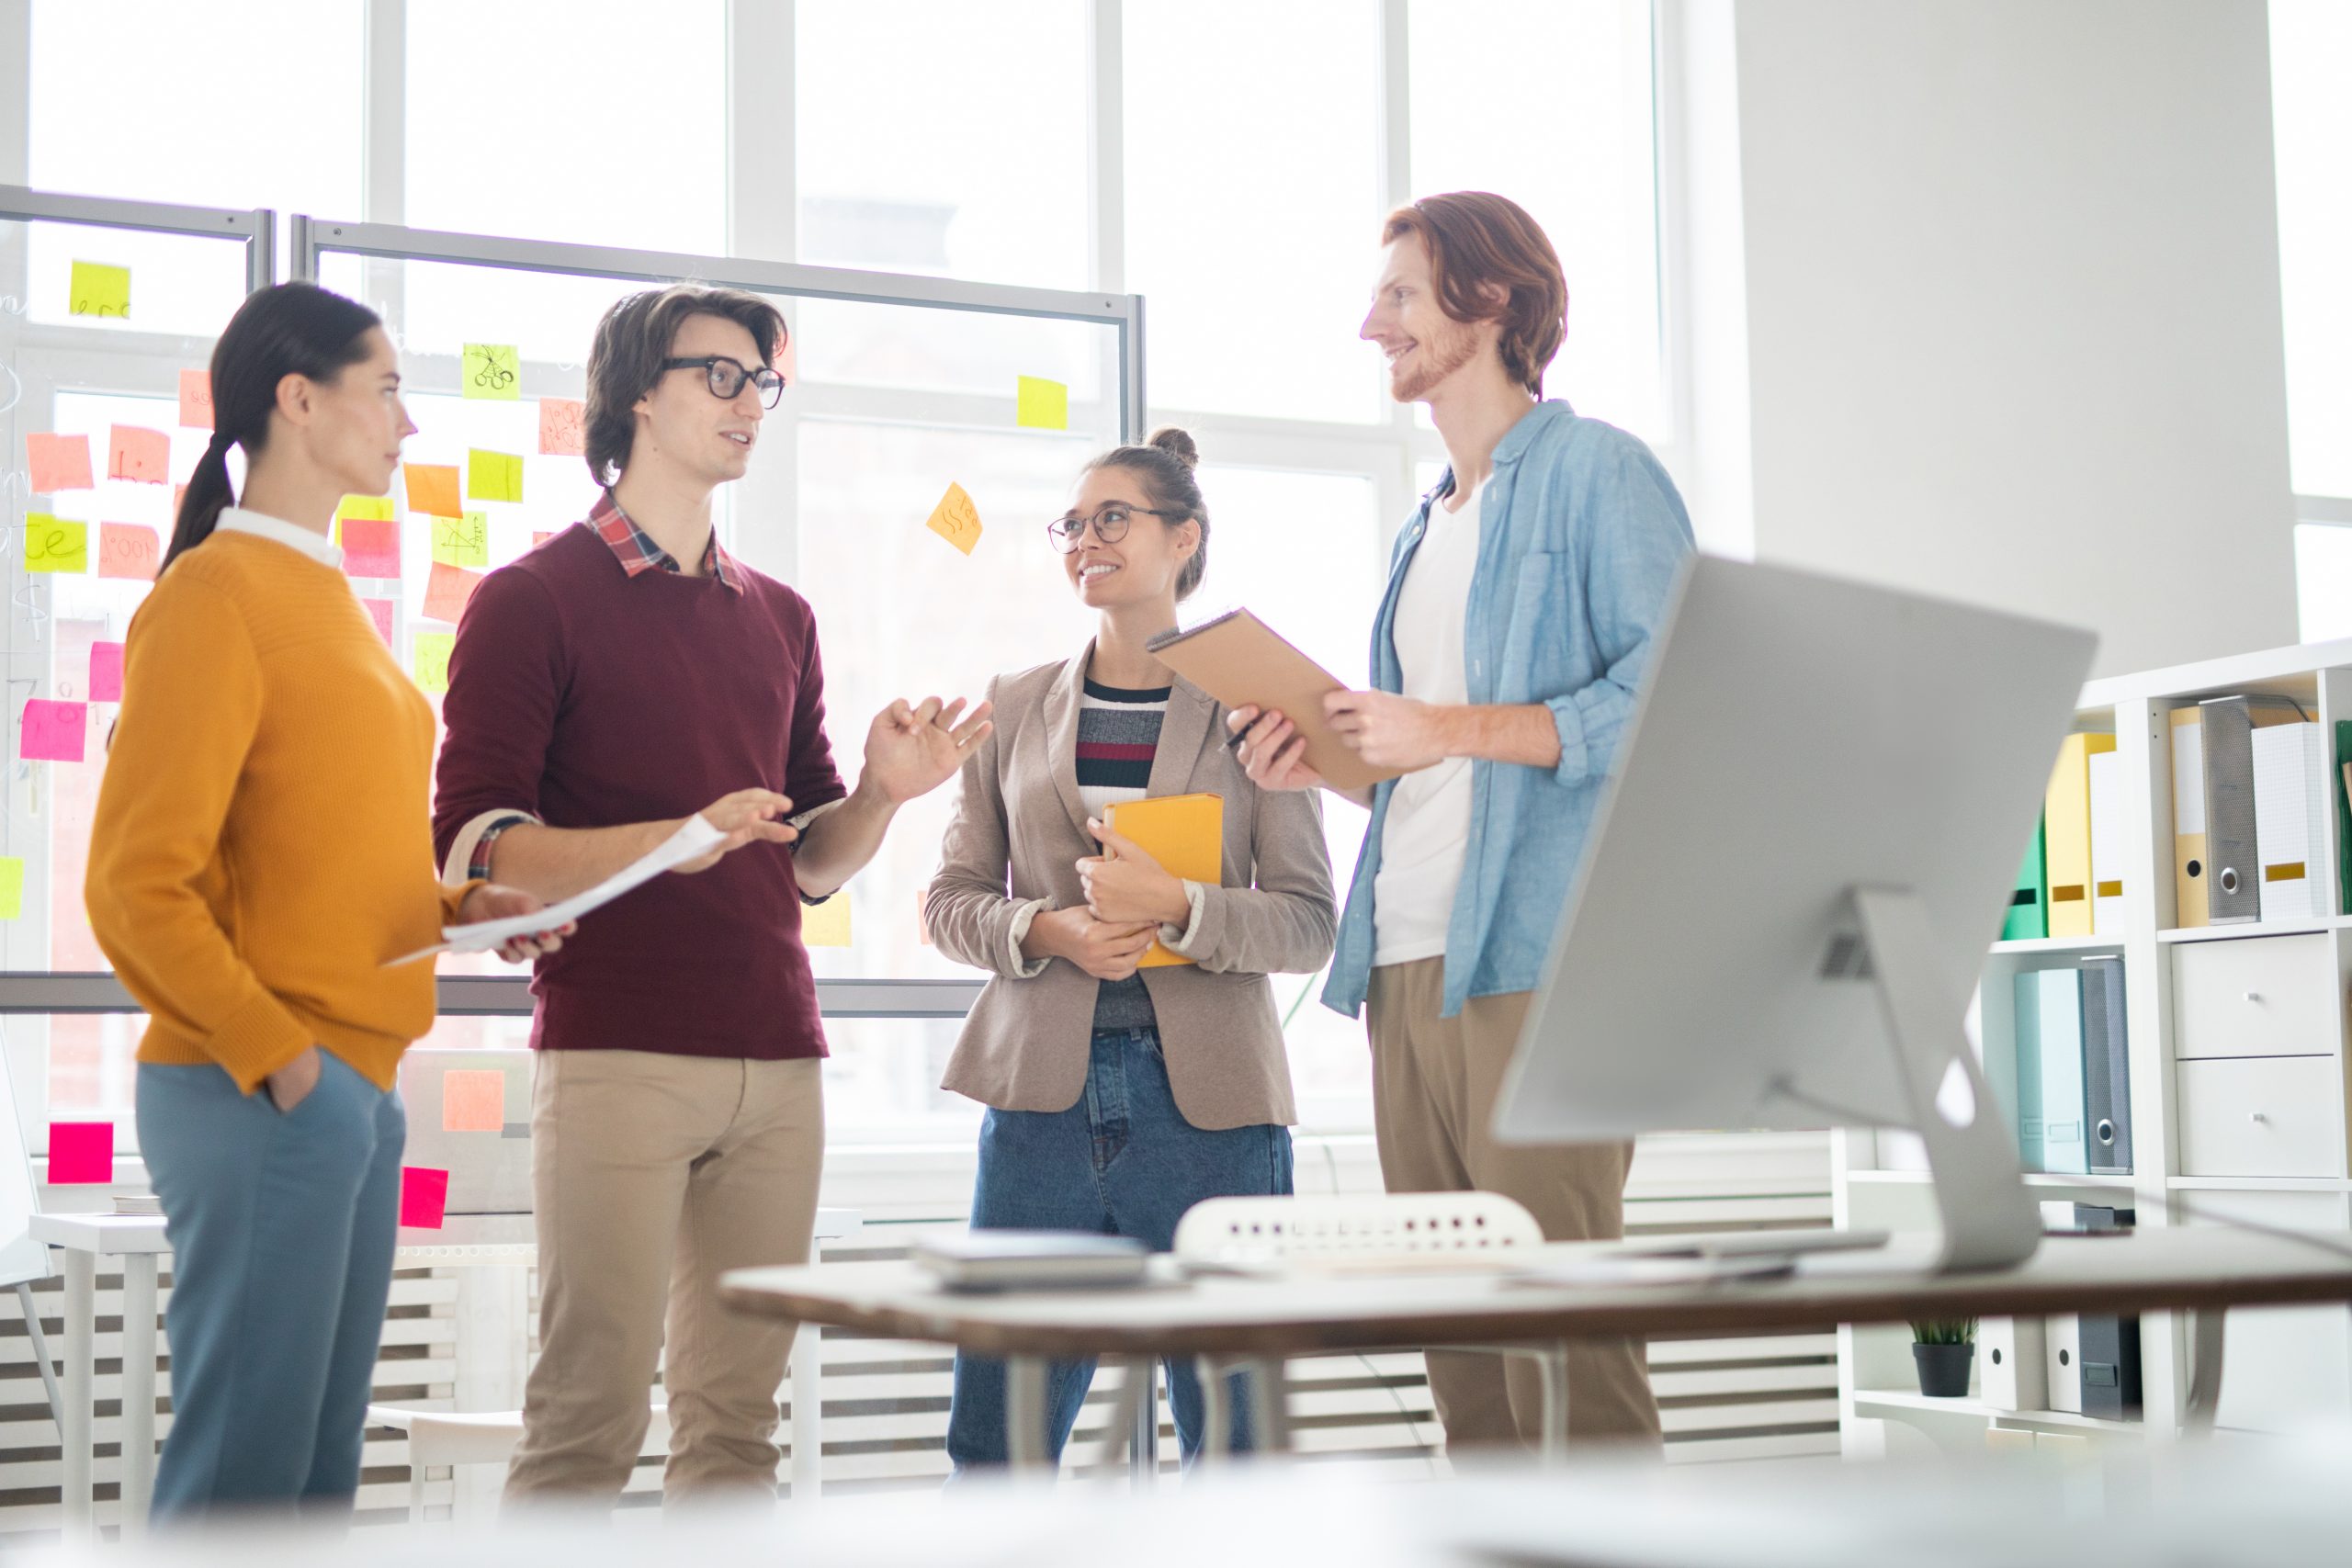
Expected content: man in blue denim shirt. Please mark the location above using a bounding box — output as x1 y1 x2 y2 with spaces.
1233 193 1691 1453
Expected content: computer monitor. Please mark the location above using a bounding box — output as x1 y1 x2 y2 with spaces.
1493 556 2098 1270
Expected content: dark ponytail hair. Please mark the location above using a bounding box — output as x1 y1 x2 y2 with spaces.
161 283 384 577
1085 426 1209 601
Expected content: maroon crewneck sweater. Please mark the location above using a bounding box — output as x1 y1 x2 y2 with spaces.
432 524 846 1058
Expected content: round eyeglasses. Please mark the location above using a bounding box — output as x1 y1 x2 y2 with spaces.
1046 502 1182 553
661 355 786 409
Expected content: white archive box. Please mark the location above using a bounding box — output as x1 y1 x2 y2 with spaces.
1981 1316 2049 1411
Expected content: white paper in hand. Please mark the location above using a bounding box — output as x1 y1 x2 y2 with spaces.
385 813 729 967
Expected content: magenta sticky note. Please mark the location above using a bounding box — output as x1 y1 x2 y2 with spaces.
89 642 124 704
21 699 87 763
49 1122 114 1184
400 1166 449 1229
361 597 394 645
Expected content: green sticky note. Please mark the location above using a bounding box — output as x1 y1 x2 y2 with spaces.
462 344 520 400
467 449 524 503
413 631 455 694
69 261 130 319
432 511 491 568
24 514 89 573
0 857 20 920
1015 375 1069 431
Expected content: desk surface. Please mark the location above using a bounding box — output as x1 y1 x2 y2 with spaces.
720 1227 2352 1357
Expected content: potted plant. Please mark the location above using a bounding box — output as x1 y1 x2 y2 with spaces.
1911 1317 1977 1397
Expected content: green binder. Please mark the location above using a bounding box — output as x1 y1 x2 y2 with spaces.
2002 820 2048 942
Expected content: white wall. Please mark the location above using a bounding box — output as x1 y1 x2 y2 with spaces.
1725 0 2294 678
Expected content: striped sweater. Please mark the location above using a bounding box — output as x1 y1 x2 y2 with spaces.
1076 680 1167 1030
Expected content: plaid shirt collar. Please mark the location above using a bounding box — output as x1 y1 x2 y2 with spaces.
589 489 745 594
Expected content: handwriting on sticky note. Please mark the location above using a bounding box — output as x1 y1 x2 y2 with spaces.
99 523 160 581
432 512 490 568
49 1122 115 1184
107 424 171 485
1016 375 1069 431
361 597 394 645
467 449 524 503
27 433 94 493
22 698 87 763
537 398 586 456
178 368 214 429
25 515 88 574
0 857 20 920
442 1069 505 1133
925 482 983 556
803 891 853 947
90 642 124 704
423 561 481 624
340 517 401 579
413 631 455 694
404 463 461 519
399 1166 450 1228
462 344 520 400
337 494 395 523
69 261 130 319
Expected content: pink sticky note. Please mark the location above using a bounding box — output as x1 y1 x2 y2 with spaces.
99 523 161 581
178 369 214 429
340 516 401 579
89 642 124 704
22 699 87 763
442 1070 505 1133
107 424 172 485
423 560 482 624
531 530 554 550
28 432 94 493
49 1122 114 1184
537 398 586 457
400 1166 450 1229
361 597 394 645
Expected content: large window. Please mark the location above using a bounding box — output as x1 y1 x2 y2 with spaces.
2272 1 2352 637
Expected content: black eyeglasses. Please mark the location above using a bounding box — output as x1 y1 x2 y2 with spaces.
1046 502 1182 553
661 355 786 409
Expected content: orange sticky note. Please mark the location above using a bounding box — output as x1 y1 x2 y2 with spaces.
537 398 586 457
99 523 161 581
178 369 214 429
28 433 94 493
441 1069 505 1133
423 560 482 624
925 481 982 556
404 463 462 519
107 424 171 485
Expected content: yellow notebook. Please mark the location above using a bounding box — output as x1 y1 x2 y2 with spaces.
2043 733 2116 939
1102 792 1224 967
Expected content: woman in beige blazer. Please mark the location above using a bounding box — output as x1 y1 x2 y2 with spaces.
925 427 1336 1470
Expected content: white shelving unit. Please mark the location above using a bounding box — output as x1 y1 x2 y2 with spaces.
1835 636 2352 1455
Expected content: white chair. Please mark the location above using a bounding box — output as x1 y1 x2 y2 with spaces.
1170 1191 1571 1462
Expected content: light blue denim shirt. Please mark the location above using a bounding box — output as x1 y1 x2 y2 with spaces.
1322 400 1694 1021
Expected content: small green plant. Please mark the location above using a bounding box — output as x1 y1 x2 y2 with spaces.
1910 1317 1977 1346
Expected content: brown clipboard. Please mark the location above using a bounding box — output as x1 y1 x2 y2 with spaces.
1148 609 1403 793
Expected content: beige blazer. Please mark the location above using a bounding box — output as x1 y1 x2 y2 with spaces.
925 645 1337 1130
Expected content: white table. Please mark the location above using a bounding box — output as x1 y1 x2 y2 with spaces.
31 1205 862 1534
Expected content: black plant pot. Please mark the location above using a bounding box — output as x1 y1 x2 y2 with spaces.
1913 1342 1974 1398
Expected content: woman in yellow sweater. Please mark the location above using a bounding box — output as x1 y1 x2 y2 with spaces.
85 283 566 1522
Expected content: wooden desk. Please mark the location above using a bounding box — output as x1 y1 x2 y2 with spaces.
721 1226 2352 1467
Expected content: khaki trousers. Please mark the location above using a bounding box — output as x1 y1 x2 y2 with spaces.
1367 959 1661 1453
503 1050 824 1507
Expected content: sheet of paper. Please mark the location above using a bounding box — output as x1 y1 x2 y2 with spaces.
462 344 521 400
413 631 454 694
423 560 482 623
441 1069 506 1133
178 368 214 428
28 433 94 493
386 813 727 966
107 424 171 484
361 597 395 645
537 397 586 456
337 494 395 523
404 463 462 519
69 261 130 319
399 1167 449 1228
1016 375 1069 431
0 857 21 920
341 516 401 579
98 524 159 581
926 481 982 555
22 698 87 762
89 642 124 704
432 512 490 568
803 892 852 947
48 1122 115 1184
467 448 524 503
24 516 88 574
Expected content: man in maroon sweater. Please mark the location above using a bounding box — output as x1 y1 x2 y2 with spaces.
434 286 989 1508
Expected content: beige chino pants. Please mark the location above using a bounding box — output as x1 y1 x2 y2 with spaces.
503 1050 824 1507
1366 958 1662 1453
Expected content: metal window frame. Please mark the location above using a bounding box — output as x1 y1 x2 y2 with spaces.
0 185 275 297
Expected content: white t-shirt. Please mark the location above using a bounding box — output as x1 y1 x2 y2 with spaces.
1373 481 1484 966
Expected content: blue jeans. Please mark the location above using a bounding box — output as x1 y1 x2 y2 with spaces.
137 1053 406 1521
946 1027 1294 1471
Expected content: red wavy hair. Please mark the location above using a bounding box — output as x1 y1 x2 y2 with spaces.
1382 193 1567 399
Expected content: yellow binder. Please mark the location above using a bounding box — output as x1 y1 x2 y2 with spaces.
1101 792 1224 967
2044 733 2115 939
2171 706 2209 928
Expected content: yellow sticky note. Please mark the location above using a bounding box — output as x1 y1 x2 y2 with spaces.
462 344 521 400
337 494 395 523
0 857 20 920
467 449 524 503
925 481 982 556
803 892 852 947
24 515 88 573
69 261 130 319
413 631 455 694
1015 375 1069 431
432 511 491 568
